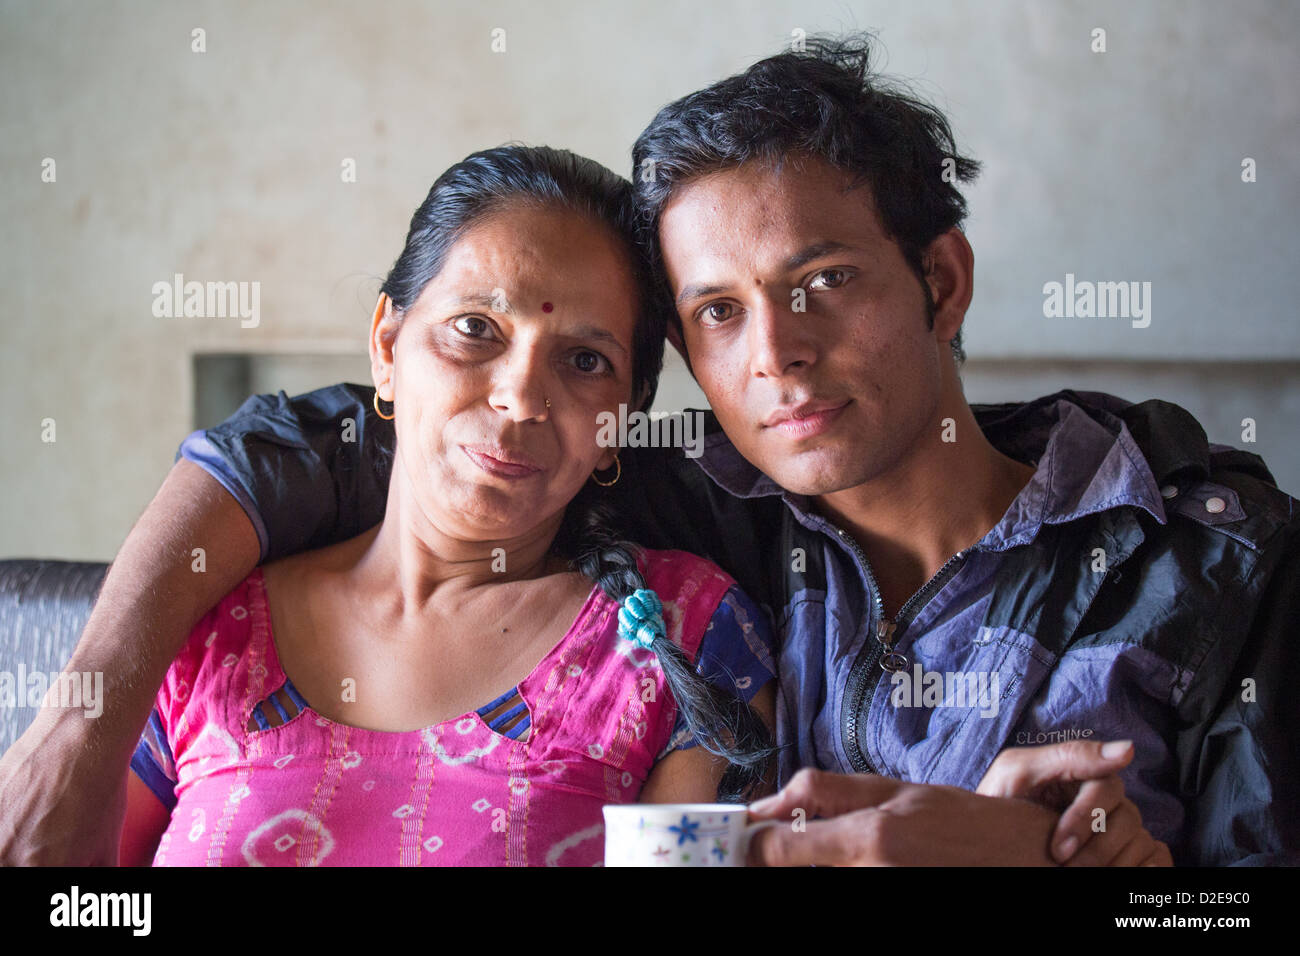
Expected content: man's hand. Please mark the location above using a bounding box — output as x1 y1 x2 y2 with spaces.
745 768 1062 866
0 709 128 865
0 459 259 865
978 739 1172 866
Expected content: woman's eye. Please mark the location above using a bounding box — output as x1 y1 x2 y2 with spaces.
570 350 610 374
808 269 848 291
453 315 493 338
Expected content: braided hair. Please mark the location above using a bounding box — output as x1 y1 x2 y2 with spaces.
553 494 777 803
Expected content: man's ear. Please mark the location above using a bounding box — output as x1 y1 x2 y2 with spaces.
922 228 974 346
369 293 402 401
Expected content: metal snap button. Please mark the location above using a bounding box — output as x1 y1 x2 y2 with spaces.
1160 484 1178 499
1205 496 1226 514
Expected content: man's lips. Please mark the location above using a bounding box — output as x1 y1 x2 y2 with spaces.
762 399 851 438
460 444 544 479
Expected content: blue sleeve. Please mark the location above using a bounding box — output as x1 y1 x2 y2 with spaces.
175 383 393 563
129 709 179 812
659 584 779 757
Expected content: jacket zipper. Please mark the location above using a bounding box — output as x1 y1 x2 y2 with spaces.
832 523 970 774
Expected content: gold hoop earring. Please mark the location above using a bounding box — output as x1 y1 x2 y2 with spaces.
373 390 395 421
591 453 620 487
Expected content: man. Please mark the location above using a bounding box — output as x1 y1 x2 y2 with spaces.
626 37 1298 866
3 35 1294 866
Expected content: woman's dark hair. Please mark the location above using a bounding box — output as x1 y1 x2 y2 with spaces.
377 144 775 802
631 32 980 364
380 144 667 409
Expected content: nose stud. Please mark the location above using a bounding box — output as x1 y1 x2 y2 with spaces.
545 397 551 408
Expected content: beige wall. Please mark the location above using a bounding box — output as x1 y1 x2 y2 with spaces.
2 0 1297 559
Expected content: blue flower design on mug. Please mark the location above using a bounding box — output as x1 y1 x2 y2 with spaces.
668 815 701 846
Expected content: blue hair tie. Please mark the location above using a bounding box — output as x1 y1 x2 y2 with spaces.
618 588 664 650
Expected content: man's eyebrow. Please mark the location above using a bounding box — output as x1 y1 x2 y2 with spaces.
675 241 860 307
781 240 855 271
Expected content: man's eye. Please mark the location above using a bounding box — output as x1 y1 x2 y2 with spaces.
808 269 848 291
453 315 493 338
570 350 610 374
700 302 735 324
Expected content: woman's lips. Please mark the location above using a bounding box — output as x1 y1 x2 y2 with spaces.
460 445 543 479
766 400 851 439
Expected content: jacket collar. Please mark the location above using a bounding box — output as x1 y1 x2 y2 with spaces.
695 390 1172 543
974 394 1166 550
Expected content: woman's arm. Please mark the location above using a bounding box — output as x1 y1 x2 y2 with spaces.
640 683 777 804
0 460 258 865
118 771 171 867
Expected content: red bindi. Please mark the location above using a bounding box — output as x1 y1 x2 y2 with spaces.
542 301 554 313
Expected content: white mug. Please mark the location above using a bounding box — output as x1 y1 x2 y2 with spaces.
603 802 776 867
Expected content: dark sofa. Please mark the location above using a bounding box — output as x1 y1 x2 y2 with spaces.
0 560 109 754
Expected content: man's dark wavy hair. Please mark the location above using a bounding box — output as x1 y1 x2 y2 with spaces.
631 32 980 363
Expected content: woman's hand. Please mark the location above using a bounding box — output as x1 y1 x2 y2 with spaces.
978 739 1173 866
641 683 778 804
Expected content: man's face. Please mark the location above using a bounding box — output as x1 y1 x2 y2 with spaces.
658 155 958 496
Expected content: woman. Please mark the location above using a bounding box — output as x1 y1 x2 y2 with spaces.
118 146 778 866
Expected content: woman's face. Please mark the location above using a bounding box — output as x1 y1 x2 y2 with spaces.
371 202 642 543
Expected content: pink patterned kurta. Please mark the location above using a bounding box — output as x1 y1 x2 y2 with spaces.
143 549 737 866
